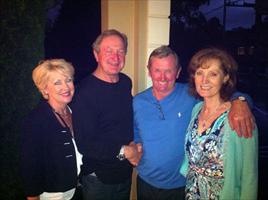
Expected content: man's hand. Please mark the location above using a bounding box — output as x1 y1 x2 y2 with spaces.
27 196 40 200
124 142 143 166
228 99 255 138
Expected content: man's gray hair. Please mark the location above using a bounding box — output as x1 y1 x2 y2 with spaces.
92 29 128 53
148 45 181 69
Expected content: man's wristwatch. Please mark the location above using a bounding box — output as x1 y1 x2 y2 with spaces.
238 96 246 101
117 145 125 161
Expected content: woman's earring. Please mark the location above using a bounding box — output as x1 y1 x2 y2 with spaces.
43 90 49 99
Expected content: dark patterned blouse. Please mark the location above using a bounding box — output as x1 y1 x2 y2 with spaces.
185 110 229 200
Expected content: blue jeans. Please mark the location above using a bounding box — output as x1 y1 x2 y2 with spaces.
81 174 131 200
137 176 185 200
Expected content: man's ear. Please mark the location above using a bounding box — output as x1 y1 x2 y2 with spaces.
147 66 152 78
93 50 99 62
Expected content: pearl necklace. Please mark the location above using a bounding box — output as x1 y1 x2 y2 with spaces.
200 102 226 129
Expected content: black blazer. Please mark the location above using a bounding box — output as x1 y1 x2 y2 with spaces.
20 100 78 196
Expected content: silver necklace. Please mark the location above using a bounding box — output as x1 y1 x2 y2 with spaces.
200 102 225 128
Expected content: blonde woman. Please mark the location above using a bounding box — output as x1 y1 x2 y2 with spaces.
21 59 82 200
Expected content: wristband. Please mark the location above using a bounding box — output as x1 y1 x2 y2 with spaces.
117 145 125 161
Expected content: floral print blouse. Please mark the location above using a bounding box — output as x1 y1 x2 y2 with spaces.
185 110 229 200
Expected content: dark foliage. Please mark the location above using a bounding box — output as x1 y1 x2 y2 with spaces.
0 0 55 199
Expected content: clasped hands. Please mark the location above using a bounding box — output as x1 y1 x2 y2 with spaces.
124 141 143 166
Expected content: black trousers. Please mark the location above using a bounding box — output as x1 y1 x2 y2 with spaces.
137 175 185 200
81 174 131 200
71 184 83 200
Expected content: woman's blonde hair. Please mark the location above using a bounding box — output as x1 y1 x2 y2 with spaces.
32 59 75 99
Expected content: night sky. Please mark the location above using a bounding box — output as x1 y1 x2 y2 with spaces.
45 0 101 82
200 0 255 30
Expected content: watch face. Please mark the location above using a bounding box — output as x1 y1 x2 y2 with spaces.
117 154 125 161
238 96 246 101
